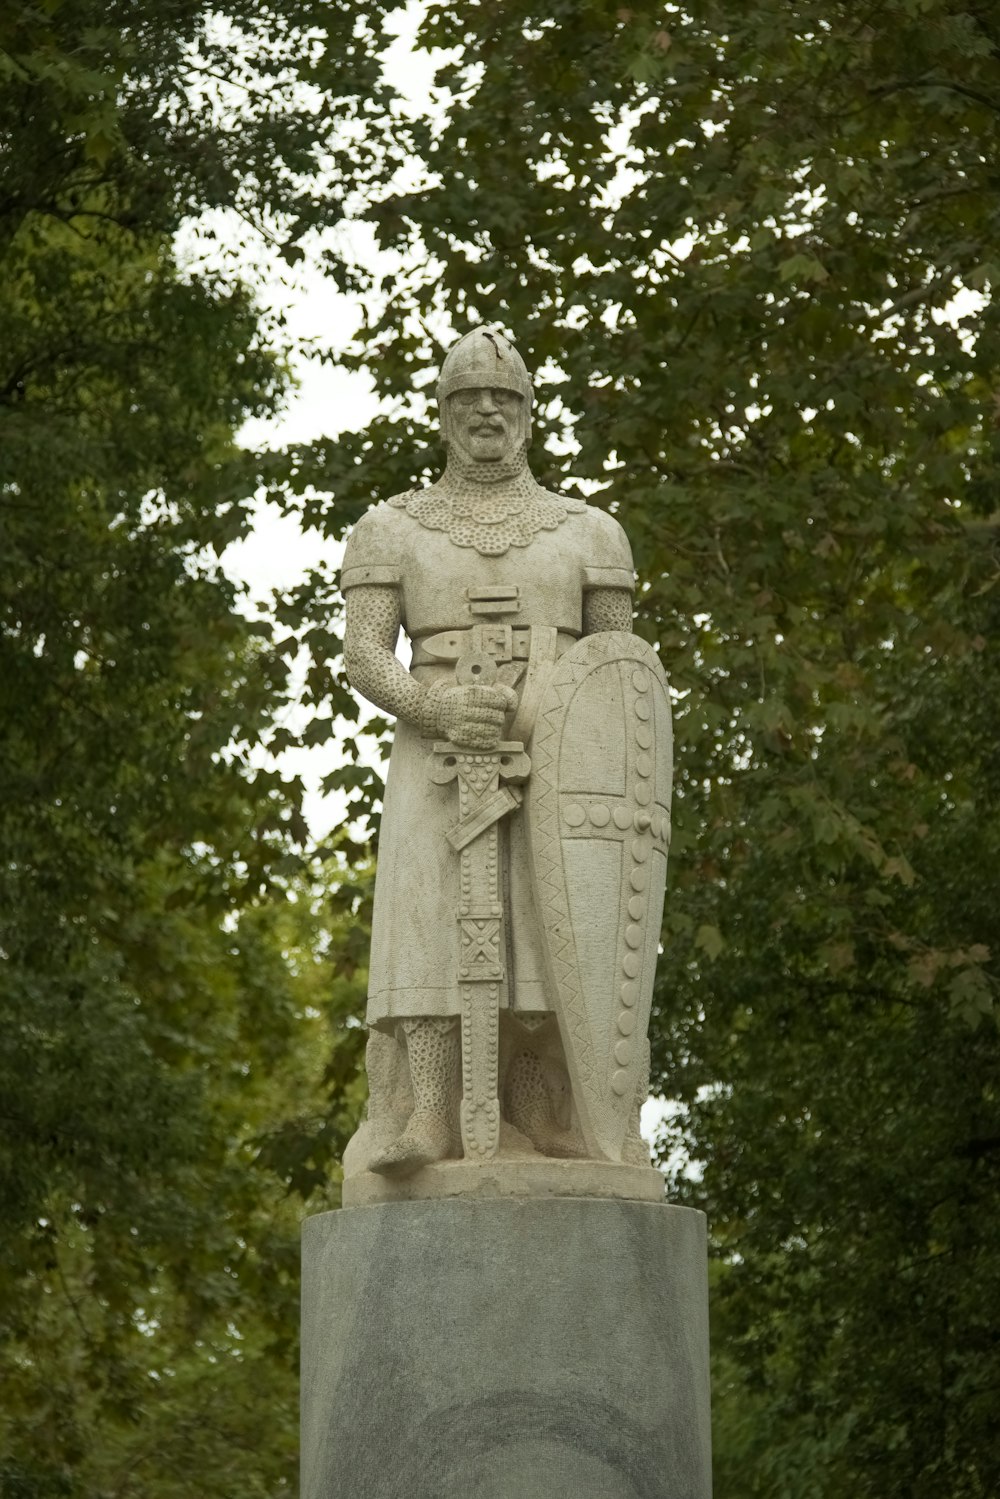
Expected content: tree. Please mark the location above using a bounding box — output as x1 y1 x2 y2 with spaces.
276 2 1000 1491
0 2 384 1490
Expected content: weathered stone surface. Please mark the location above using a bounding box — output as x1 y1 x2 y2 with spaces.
338 325 674 1186
301 1199 711 1499
342 1156 665 1207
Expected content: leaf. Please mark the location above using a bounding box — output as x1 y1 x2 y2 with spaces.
882 854 917 887
778 253 829 284
695 923 724 961
948 967 994 1029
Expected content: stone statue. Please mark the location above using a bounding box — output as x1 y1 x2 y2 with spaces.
339 326 672 1200
305 367 702 1491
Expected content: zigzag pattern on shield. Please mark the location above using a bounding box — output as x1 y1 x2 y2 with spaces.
525 631 673 1162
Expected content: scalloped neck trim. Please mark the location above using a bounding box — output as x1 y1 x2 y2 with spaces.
390 461 585 557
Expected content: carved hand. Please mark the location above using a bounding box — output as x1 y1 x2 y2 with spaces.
434 682 518 748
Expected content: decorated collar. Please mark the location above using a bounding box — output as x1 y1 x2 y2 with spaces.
389 452 585 558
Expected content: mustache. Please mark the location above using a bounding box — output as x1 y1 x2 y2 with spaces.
470 419 505 434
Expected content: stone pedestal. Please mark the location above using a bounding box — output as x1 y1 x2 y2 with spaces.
301 1198 711 1499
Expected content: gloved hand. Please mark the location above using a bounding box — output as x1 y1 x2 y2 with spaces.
432 681 518 748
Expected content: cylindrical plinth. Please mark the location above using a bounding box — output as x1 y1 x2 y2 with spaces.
301 1198 710 1499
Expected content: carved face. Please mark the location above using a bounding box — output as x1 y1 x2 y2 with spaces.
444 385 526 463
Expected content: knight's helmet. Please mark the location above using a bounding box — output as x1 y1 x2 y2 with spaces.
437 325 533 410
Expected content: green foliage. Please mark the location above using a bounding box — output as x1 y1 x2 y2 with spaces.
5 0 1000 1491
275 1 1000 1492
0 3 378 1492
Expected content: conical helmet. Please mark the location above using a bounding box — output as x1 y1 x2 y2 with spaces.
437 325 532 407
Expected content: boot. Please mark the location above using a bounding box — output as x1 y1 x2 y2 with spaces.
368 1018 461 1175
504 1045 586 1159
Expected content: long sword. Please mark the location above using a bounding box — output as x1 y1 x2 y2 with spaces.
430 658 529 1161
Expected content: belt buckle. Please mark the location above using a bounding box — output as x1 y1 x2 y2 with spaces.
472 622 513 662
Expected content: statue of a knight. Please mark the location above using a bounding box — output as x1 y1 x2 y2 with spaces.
340 327 672 1179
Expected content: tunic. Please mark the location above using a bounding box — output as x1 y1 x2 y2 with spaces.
340 494 634 1030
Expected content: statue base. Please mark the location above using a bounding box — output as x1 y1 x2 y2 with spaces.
342 1156 665 1207
301 1197 711 1499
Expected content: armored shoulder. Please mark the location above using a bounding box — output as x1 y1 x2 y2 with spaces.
340 501 406 591
579 504 635 593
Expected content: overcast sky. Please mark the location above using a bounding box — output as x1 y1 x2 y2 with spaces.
185 8 446 836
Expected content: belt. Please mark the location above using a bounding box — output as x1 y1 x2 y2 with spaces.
411 624 576 667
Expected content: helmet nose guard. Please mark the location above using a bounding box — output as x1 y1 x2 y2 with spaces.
437 326 533 408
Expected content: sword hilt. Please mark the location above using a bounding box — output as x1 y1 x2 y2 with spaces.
430 741 530 786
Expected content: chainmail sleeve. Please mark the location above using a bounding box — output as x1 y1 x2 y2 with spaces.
581 509 635 634
583 586 634 634
343 584 440 734
340 502 443 734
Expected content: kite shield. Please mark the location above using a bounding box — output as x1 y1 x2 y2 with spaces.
525 631 672 1161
